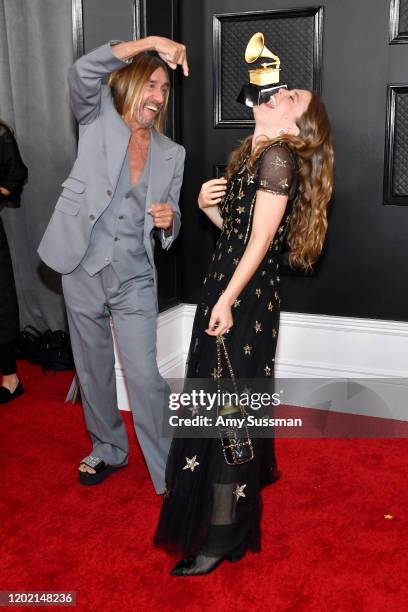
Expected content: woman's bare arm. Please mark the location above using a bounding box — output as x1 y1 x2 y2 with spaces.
198 177 227 229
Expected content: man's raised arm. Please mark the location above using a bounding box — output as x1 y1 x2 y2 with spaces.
67 37 188 125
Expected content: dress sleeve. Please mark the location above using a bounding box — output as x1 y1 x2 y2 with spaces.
255 144 296 196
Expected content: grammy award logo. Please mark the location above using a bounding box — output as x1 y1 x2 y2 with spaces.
245 32 281 86
236 32 287 108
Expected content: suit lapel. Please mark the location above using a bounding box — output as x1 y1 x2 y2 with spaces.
103 108 131 189
144 130 174 233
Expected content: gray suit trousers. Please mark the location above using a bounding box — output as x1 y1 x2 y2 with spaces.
61 263 171 494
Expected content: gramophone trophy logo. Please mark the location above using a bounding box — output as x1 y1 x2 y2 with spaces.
237 32 288 108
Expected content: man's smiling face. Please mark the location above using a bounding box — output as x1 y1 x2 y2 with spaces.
136 67 170 128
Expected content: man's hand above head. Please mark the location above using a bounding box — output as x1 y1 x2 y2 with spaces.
148 203 174 232
111 36 189 77
151 37 189 77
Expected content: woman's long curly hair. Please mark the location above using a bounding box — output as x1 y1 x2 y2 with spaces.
225 93 334 270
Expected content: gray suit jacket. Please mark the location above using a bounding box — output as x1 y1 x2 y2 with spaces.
38 42 185 296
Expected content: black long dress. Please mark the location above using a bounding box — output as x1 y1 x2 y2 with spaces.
154 143 298 561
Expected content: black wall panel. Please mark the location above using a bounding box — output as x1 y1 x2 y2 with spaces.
177 0 408 322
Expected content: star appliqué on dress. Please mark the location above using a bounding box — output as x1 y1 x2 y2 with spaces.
183 456 200 472
233 484 247 501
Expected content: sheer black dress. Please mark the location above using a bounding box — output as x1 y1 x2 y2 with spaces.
154 143 299 567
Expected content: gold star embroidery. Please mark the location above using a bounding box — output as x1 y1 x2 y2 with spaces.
218 253 222 260
204 305 209 316
243 344 252 356
264 364 271 376
227 245 233 253
269 279 275 286
203 277 207 285
279 178 289 189
193 337 199 351
267 301 273 311
212 253 215 261
233 227 238 234
277 276 280 282
218 273 225 281
236 217 241 224
255 288 262 298
267 258 272 264
261 270 266 276
272 328 277 338
238 233 244 240
270 155 287 168
233 258 239 266
237 206 245 214
274 291 279 300
183 455 200 472
233 299 241 308
233 484 247 500
384 514 394 520
247 173 255 184
254 321 262 333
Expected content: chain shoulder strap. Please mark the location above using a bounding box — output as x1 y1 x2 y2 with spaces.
216 335 249 417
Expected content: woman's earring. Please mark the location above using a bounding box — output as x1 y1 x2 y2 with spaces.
277 128 286 137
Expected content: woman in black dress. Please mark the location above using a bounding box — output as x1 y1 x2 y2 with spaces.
0 120 27 404
154 88 334 574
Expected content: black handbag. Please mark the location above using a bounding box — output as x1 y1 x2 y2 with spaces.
216 335 254 466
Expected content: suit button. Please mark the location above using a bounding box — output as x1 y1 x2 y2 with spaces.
124 193 130 199
118 215 124 220
89 214 95 221
114 237 119 242
107 189 112 197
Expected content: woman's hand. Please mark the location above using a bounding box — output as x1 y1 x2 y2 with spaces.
205 295 234 336
0 186 11 196
198 178 227 209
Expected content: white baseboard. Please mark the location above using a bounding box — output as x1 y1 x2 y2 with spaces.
115 304 408 418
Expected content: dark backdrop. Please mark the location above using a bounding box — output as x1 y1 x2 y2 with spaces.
81 0 408 322
176 0 408 322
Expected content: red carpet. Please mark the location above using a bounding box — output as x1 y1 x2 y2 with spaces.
1 362 407 611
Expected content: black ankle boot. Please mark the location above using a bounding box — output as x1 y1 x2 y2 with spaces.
170 544 245 576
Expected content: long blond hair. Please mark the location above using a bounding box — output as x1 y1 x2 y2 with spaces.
226 93 334 270
108 53 170 133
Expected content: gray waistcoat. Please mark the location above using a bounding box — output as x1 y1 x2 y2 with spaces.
81 146 153 282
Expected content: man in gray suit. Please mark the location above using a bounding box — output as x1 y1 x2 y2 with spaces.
38 36 188 494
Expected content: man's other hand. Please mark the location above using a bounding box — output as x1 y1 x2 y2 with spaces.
148 203 174 231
